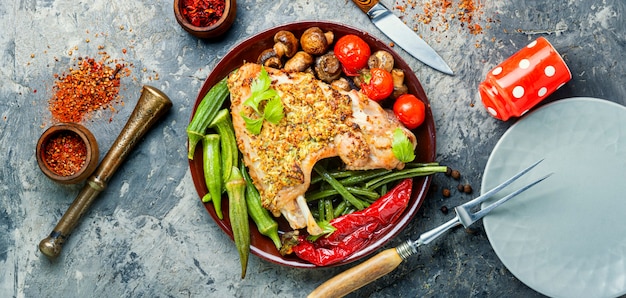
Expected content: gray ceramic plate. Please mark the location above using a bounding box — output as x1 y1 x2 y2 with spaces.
481 97 626 298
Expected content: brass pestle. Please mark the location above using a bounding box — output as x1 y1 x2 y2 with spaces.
39 85 173 259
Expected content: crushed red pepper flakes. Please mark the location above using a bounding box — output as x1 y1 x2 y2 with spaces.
181 0 226 27
43 131 87 176
48 55 130 123
394 0 488 36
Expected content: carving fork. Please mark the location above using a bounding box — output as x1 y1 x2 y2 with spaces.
308 159 551 298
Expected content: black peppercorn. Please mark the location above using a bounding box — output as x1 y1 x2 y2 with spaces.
463 184 473 194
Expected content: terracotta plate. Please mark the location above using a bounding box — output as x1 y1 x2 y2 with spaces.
188 21 436 268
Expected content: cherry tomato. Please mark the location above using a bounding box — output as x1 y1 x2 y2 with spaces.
393 94 426 129
360 68 394 101
334 34 371 76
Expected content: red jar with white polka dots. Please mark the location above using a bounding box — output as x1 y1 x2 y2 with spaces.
479 37 572 121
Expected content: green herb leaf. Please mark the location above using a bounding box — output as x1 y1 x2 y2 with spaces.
306 221 337 241
392 128 416 163
242 114 264 135
250 67 271 94
241 66 285 135
264 96 284 124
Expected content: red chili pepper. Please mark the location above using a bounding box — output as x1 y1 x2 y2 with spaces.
293 178 413 266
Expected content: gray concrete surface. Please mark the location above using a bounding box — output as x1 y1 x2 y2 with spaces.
1 0 625 297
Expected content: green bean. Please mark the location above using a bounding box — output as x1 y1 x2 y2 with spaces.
337 169 391 186
310 170 361 185
313 165 365 210
333 200 348 218
318 200 325 221
324 199 334 222
405 162 442 168
365 166 448 190
306 187 379 202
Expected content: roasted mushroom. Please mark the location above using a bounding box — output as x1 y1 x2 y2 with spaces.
330 77 351 92
314 53 342 83
300 27 334 56
368 50 394 73
257 48 283 68
273 30 299 58
284 51 314 72
391 68 408 98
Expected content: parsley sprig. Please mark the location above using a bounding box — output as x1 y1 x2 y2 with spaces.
241 67 284 135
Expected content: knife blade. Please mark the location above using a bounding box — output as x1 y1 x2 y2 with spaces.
351 0 454 75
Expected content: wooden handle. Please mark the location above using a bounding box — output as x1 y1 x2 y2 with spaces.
308 248 404 298
39 85 172 259
351 0 379 14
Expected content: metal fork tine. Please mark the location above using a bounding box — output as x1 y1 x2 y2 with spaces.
468 173 553 224
461 159 544 211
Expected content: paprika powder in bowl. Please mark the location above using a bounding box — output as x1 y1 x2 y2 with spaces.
188 21 437 268
36 122 99 184
173 0 237 39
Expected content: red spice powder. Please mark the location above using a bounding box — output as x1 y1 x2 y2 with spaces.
43 131 87 176
48 56 128 123
181 0 225 27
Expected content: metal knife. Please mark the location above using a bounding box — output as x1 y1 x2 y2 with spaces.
351 0 454 75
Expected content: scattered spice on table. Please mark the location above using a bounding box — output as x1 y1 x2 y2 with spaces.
43 131 87 176
394 0 487 36
48 55 129 123
181 0 225 27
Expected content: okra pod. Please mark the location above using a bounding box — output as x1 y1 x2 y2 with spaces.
202 134 223 219
187 77 229 160
209 109 238 183
225 166 250 279
241 163 282 250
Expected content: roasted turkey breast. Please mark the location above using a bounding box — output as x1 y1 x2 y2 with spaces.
228 63 417 235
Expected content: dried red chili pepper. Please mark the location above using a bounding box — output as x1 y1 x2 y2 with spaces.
181 0 225 27
293 178 413 266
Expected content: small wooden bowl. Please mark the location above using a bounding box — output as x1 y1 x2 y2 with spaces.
36 123 99 184
173 0 237 39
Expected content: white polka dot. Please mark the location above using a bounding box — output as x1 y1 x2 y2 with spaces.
512 86 525 98
545 65 556 77
519 59 530 69
538 87 548 97
492 67 503 76
488 107 498 116
491 86 499 95
527 40 538 48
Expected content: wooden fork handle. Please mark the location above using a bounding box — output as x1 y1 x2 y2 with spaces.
308 248 404 298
